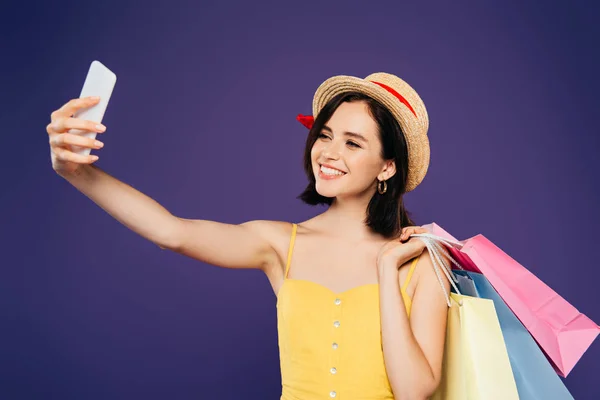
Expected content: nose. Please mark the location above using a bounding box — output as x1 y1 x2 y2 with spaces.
321 139 342 160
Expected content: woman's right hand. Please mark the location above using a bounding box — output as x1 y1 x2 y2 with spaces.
47 96 107 176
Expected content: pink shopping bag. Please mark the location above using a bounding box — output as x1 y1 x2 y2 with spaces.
421 222 600 377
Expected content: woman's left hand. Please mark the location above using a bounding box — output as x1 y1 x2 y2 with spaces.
377 226 430 272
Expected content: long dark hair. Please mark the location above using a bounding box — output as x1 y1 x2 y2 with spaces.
298 92 416 238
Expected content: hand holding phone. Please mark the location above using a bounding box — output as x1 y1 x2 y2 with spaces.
47 60 117 176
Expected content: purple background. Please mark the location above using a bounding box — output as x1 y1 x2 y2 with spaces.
2 0 599 398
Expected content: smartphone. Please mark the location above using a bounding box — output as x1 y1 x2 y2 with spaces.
69 60 117 156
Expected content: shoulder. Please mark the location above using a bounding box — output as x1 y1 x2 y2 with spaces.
240 217 324 244
240 219 293 236
234 220 294 280
239 220 297 250
240 217 321 254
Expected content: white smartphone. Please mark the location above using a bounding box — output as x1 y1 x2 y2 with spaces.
69 60 117 156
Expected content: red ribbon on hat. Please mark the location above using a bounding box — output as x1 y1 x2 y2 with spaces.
296 80 417 129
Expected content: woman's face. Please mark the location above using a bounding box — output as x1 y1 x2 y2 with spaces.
311 100 396 199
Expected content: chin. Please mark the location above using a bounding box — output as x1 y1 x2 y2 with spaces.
315 187 337 199
314 180 344 199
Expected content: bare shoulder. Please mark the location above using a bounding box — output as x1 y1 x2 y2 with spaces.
240 219 295 244
242 218 316 239
240 219 297 275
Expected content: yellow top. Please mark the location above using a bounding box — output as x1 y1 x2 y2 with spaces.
276 223 419 400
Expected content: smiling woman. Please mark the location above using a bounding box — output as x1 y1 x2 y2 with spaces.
274 74 449 399
47 71 447 400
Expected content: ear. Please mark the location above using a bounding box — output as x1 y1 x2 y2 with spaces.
378 160 396 181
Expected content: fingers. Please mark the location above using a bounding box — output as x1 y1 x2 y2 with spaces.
48 97 106 136
47 117 106 135
400 226 427 241
53 146 99 164
51 96 100 120
50 132 104 150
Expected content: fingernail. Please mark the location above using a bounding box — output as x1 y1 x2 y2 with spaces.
91 155 99 161
94 140 104 148
96 124 105 131
91 96 100 100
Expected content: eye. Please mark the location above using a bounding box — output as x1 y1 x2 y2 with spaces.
317 133 330 140
347 141 361 148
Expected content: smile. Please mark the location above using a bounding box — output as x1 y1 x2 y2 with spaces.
318 164 347 180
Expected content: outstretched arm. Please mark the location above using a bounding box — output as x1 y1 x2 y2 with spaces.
61 165 280 271
50 96 280 273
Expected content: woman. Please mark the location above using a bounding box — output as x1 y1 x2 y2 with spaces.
47 72 450 399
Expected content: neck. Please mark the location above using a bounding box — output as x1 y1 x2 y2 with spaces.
318 193 381 241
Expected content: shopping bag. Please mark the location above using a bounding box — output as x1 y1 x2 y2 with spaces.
430 293 520 400
417 236 519 400
455 270 574 399
418 222 600 377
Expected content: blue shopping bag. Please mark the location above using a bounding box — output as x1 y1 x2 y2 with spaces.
454 270 574 400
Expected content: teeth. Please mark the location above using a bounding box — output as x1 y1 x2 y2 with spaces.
321 166 345 176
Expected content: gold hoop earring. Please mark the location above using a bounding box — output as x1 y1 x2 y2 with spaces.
377 180 387 194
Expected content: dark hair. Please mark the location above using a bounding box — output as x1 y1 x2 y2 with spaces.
298 92 416 238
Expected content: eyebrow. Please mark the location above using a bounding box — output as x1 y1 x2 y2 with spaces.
322 125 369 142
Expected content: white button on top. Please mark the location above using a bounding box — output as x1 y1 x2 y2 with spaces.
332 342 338 350
330 391 337 398
330 367 337 374
334 298 341 305
333 320 340 328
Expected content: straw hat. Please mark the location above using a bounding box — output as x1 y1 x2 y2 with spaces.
297 72 430 192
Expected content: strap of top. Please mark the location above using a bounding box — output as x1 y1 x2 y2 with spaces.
284 223 298 278
402 255 420 292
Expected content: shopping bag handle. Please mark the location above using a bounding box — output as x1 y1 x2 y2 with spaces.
410 233 465 307
410 233 464 275
410 232 463 250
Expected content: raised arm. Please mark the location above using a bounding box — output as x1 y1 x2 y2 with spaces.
49 96 280 272
170 218 281 270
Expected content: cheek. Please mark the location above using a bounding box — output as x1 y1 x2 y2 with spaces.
349 152 380 172
310 142 322 162
348 154 384 182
